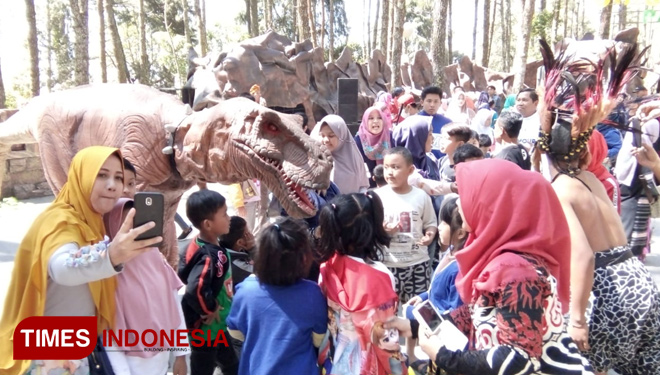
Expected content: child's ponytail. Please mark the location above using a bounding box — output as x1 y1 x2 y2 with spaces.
317 193 390 263
317 202 344 262
254 217 312 286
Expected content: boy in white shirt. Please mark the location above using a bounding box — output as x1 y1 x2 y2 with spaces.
375 147 438 304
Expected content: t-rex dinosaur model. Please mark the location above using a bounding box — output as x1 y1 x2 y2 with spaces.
0 84 332 267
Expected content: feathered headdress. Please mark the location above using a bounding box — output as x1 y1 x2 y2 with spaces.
533 39 647 175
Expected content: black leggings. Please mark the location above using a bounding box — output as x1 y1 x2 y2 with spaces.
190 338 239 375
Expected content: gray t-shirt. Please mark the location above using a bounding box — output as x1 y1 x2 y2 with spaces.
45 242 120 317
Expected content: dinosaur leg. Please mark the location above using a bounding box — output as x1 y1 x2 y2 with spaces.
163 203 180 270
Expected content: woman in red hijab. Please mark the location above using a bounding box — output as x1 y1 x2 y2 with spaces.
386 159 594 374
587 129 621 213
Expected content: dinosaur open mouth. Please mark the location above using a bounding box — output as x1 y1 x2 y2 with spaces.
264 157 315 215
233 140 317 216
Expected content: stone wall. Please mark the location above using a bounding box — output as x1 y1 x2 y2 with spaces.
1 144 52 199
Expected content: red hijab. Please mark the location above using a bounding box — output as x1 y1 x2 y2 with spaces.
588 130 621 212
455 159 571 312
587 130 608 176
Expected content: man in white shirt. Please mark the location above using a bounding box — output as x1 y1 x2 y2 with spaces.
515 88 540 151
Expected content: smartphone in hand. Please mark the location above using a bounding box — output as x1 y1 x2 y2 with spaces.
133 192 164 247
413 300 469 351
631 118 642 148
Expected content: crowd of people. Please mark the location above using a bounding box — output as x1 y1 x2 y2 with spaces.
2 63 660 375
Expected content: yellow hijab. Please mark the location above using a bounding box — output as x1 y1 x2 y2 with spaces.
0 146 122 374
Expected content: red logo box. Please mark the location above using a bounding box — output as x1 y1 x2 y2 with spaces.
13 316 97 360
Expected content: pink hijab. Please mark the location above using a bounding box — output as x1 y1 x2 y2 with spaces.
358 106 393 163
103 198 183 357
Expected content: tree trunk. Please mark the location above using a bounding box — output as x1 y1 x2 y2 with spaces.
390 0 405 87
367 0 372 54
98 0 107 83
379 0 389 58
298 0 311 41
308 0 317 46
388 0 395 62
551 0 560 42
363 0 368 57
46 1 54 90
320 0 325 50
598 1 612 39
572 0 580 39
373 0 380 51
488 0 496 65
182 0 192 45
540 0 545 10
504 0 512 71
264 0 273 30
447 0 452 64
250 0 259 36
431 0 449 88
139 0 149 84
25 0 40 96
194 0 209 55
580 0 585 38
512 0 534 93
164 0 183 83
0 58 6 108
329 0 334 60
501 0 506 70
472 0 478 61
69 0 89 86
482 0 490 67
618 3 626 32
106 0 129 82
562 0 568 38
244 0 252 35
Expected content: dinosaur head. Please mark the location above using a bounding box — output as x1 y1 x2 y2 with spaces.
175 97 333 218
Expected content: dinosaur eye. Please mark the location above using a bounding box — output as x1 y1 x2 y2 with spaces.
266 123 279 133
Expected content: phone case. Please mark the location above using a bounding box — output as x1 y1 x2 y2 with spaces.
412 301 443 334
133 192 164 246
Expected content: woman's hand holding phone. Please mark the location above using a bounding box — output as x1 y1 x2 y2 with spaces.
108 208 163 267
419 327 443 359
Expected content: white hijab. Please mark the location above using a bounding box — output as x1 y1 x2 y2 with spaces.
311 115 370 193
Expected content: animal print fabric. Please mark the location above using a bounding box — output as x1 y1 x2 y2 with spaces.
438 253 594 374
585 246 660 374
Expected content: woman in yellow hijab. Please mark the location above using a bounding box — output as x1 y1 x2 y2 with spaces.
0 146 162 375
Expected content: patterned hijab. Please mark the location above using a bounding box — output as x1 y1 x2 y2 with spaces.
358 106 393 163
311 115 370 193
0 146 122 374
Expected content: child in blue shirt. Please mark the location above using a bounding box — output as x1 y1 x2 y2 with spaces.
226 217 328 375
404 195 465 365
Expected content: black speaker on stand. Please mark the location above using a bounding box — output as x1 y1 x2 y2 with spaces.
337 78 360 135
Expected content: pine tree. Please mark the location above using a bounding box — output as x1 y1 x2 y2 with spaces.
390 0 405 86
482 0 490 67
69 0 90 85
25 0 40 96
431 0 449 87
512 0 535 92
599 0 613 39
105 0 129 82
